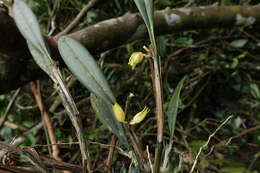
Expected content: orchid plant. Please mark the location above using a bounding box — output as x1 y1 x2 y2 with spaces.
12 0 186 172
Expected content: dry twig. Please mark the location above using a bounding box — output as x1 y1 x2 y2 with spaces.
30 82 62 162
105 135 116 172
189 115 233 173
55 0 100 38
0 88 20 129
146 145 153 173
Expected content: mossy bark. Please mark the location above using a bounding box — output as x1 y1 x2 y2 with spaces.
1 5 260 93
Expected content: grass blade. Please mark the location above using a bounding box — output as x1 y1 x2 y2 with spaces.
168 76 186 139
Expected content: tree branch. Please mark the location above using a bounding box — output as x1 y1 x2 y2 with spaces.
1 5 260 94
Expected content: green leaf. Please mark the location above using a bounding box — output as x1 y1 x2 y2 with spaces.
144 0 156 49
221 167 246 173
27 42 53 76
250 83 260 100
168 76 186 138
13 0 52 76
133 0 150 30
133 0 156 49
158 0 173 6
144 0 154 33
190 140 207 152
230 39 248 48
13 0 50 58
231 58 239 69
156 36 167 57
221 0 233 6
90 94 129 148
175 37 193 46
58 36 116 104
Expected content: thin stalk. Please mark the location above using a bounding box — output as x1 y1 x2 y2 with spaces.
30 81 62 162
150 47 164 173
105 135 116 172
123 124 146 172
51 67 91 173
0 88 20 129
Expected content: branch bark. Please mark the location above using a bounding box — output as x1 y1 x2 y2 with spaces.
1 5 260 94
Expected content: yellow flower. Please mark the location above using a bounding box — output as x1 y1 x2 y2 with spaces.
129 106 150 125
129 92 135 98
128 52 145 70
112 103 126 123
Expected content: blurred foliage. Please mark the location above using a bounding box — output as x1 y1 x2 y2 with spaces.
1 0 260 172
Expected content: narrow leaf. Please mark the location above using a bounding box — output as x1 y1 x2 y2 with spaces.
133 0 150 31
144 0 157 49
27 42 53 76
13 0 50 58
58 36 116 104
144 0 154 32
90 94 129 147
134 0 157 55
168 76 186 138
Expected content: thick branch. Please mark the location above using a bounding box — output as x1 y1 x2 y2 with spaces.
1 5 260 94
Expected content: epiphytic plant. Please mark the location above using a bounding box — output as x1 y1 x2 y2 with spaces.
12 0 186 172
13 0 90 171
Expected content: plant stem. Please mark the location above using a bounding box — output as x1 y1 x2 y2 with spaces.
150 47 164 173
51 67 91 173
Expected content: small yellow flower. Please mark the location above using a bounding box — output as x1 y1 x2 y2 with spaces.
129 92 135 98
128 52 145 70
129 106 150 125
112 103 126 123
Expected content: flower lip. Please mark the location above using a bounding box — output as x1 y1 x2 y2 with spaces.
129 106 150 125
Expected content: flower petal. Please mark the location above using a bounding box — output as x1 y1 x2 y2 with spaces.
112 103 126 123
129 106 150 125
128 52 145 70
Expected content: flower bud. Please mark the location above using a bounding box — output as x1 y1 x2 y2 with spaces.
128 52 145 70
129 106 150 125
112 103 126 123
